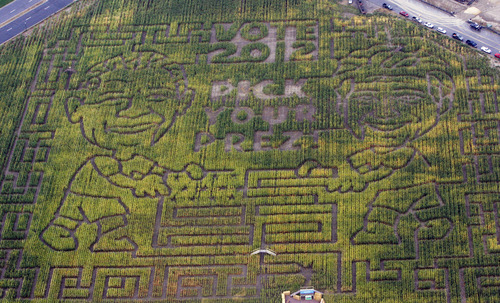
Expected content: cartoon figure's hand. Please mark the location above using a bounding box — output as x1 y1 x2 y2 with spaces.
349 150 381 174
338 174 367 192
332 166 393 193
361 166 393 183
133 174 170 197
349 150 394 182
121 156 157 177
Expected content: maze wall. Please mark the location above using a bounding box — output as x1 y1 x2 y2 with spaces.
0 7 499 303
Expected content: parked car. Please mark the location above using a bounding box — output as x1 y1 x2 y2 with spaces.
412 16 423 23
452 33 463 41
480 46 492 54
436 27 446 34
382 3 393 10
399 11 409 17
424 22 434 29
470 23 482 31
495 53 500 59
466 40 477 47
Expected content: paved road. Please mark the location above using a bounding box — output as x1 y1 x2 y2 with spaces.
0 0 46 25
0 0 75 45
365 0 500 56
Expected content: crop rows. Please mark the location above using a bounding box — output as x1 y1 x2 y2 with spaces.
0 0 499 302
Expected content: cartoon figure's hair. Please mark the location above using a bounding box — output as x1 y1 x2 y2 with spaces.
81 51 189 94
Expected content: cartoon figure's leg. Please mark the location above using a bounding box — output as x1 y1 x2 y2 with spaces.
79 193 136 252
90 212 136 252
41 192 136 252
40 191 85 251
352 185 452 245
352 204 401 244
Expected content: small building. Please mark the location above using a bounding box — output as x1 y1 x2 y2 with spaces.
282 287 324 303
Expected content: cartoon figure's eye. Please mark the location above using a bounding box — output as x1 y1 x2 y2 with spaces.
89 97 129 107
86 77 101 90
147 88 176 101
395 95 423 106
353 95 375 108
103 80 127 91
147 94 169 101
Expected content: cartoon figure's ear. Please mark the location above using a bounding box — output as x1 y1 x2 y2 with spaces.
65 97 84 123
335 78 363 139
427 71 454 115
334 78 350 116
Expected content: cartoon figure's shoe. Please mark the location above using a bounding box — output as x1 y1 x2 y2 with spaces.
41 224 78 251
91 228 137 252
352 222 399 245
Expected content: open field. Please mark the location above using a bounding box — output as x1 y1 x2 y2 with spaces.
0 0 499 302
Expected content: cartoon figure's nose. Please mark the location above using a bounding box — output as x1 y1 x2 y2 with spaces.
375 96 397 119
118 97 150 118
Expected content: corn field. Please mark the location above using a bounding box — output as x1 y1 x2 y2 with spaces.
0 0 499 302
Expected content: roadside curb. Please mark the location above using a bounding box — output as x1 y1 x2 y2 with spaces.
0 0 76 46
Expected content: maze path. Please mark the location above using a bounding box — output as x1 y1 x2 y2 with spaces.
0 16 499 302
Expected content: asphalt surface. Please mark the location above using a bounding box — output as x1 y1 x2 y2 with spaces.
0 0 45 25
365 0 500 56
0 0 75 45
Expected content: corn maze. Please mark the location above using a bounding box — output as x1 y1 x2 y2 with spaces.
0 0 499 302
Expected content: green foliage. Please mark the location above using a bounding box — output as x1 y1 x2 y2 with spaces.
240 22 269 41
0 0 499 302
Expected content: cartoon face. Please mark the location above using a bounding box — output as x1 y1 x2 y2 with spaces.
66 53 193 150
339 73 451 145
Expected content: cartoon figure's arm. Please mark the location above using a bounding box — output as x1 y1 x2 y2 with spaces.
348 147 415 176
106 155 170 197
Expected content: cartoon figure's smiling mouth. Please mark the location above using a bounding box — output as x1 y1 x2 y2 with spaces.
104 121 158 135
361 113 415 132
